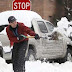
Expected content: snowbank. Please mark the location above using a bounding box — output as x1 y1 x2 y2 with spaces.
0 10 42 27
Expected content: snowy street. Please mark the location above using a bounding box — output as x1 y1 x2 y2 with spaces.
0 57 72 72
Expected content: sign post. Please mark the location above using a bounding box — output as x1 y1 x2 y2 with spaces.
13 0 31 10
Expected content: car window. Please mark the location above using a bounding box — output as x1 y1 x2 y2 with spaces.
31 25 35 31
30 22 35 32
46 22 54 32
37 21 48 33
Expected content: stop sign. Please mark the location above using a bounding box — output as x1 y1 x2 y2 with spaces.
13 0 31 10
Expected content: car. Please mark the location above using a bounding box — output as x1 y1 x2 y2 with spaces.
0 10 72 63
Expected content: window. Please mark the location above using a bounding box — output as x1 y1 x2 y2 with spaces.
46 22 54 32
30 25 35 31
37 21 48 33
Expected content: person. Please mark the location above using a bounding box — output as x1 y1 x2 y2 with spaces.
6 16 40 72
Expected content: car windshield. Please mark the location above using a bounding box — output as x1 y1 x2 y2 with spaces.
46 22 54 32
37 21 48 33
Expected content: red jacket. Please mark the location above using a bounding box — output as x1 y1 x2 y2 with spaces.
6 22 36 45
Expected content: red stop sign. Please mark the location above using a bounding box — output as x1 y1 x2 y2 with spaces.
13 0 31 10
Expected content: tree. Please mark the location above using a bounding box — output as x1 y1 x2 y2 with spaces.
52 0 72 26
63 0 72 21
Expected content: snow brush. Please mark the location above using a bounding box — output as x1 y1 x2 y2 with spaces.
21 34 47 39
20 34 35 39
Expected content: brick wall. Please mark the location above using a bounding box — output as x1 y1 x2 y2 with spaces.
31 0 56 21
31 0 43 18
43 0 56 21
0 0 12 12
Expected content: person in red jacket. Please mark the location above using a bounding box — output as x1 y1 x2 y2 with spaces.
6 16 40 72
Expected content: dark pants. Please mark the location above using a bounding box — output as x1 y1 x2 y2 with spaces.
12 40 28 72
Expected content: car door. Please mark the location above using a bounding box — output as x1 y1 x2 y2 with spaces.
32 19 51 59
33 19 65 59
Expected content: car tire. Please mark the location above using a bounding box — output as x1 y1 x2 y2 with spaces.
0 46 3 57
57 48 72 64
26 49 36 61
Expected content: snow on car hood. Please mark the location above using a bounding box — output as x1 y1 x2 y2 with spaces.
0 10 42 27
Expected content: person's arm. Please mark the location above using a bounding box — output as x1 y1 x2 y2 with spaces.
6 27 18 43
21 23 36 36
21 23 40 40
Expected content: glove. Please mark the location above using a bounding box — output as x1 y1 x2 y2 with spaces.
17 35 24 40
35 34 40 40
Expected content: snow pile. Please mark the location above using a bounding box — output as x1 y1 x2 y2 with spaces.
0 57 13 72
57 17 69 29
0 10 42 27
53 17 72 44
54 17 72 37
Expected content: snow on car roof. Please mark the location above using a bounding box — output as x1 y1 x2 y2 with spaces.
0 10 42 27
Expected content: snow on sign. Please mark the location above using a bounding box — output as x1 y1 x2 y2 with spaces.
12 0 31 10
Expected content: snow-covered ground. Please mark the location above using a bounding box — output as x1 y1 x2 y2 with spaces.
1 57 72 72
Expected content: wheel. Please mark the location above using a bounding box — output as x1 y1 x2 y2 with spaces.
26 49 36 61
57 48 72 64
0 46 3 57
66 48 72 61
56 58 66 64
